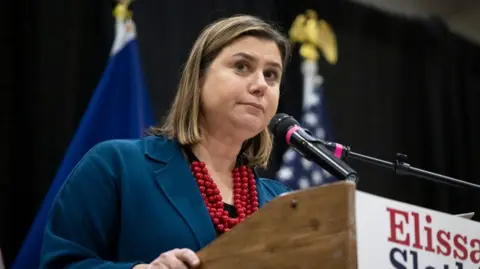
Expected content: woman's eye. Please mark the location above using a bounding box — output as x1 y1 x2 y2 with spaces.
235 62 249 72
264 70 279 80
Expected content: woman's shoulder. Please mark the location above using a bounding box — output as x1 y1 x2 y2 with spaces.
257 177 292 196
86 135 172 158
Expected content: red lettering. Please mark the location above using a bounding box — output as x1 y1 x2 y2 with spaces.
453 234 468 260
424 215 435 252
387 207 410 246
436 230 451 256
470 239 480 264
386 208 480 264
411 212 423 250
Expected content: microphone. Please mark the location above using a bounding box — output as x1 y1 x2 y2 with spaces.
269 113 359 183
270 114 480 191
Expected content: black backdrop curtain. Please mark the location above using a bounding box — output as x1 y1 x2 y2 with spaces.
2 0 480 266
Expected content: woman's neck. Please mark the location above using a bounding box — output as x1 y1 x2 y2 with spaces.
190 134 242 175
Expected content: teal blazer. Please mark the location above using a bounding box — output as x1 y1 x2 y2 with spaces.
40 135 291 268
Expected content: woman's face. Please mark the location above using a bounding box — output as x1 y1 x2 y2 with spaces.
200 36 283 139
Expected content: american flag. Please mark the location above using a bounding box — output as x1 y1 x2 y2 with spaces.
276 75 338 190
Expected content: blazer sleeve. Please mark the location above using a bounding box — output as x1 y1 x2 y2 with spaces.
40 141 143 269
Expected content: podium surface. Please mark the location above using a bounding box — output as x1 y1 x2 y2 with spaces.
197 182 480 269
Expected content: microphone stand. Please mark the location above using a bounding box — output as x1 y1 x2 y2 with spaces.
312 141 480 191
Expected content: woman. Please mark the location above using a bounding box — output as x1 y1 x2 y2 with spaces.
40 14 292 269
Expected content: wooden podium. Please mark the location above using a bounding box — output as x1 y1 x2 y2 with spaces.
197 181 357 269
197 181 480 269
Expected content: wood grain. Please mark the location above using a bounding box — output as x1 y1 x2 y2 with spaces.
197 181 357 269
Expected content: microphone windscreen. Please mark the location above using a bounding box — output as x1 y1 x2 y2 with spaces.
268 113 299 137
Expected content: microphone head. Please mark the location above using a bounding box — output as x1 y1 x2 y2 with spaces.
268 113 300 137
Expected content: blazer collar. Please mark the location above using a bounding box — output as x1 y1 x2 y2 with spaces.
144 136 216 249
142 135 271 248
143 135 175 163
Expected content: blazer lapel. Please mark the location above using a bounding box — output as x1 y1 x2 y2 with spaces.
144 136 216 249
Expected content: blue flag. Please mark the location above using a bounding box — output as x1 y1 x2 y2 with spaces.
11 11 155 269
276 75 337 190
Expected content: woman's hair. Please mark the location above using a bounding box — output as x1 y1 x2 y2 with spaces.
149 14 291 168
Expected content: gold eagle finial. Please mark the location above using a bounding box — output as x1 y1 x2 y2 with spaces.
113 0 134 21
289 9 338 64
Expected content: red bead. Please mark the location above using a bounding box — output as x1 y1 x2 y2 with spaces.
225 228 231 232
192 160 260 234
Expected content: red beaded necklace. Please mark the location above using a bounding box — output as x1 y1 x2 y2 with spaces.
189 161 259 233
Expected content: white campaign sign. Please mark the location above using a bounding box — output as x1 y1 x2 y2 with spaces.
355 191 480 269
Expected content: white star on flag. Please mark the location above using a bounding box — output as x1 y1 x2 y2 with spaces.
276 75 338 190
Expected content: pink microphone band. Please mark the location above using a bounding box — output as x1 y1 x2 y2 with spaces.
286 125 301 145
334 143 344 159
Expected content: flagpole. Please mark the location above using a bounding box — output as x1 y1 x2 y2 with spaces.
275 10 339 189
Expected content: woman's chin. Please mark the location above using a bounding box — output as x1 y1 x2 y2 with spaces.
233 118 264 137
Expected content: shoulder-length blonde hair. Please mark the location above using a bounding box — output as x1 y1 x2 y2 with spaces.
149 15 291 168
